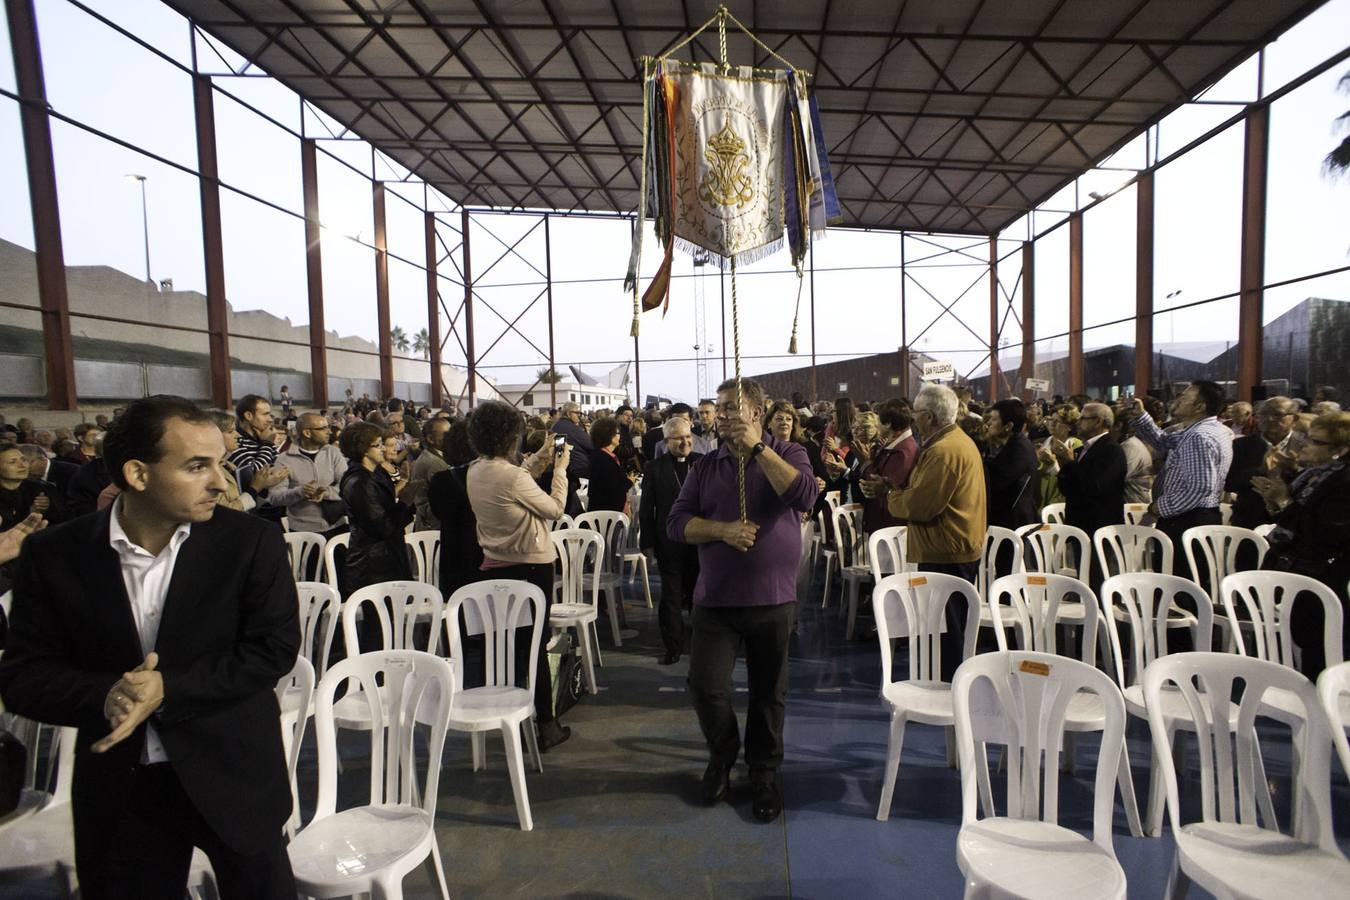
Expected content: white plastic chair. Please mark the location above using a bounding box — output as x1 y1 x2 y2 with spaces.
550 529 603 694
1219 501 1233 525
833 504 872 640
1143 653 1350 898
1123 502 1150 526
818 506 840 609
1040 501 1066 524
952 651 1128 900
336 581 446 731
616 508 654 610
1017 524 1093 629
976 525 1024 632
1317 660 1350 780
275 655 314 839
576 477 589 510
322 532 349 592
288 650 455 900
1094 526 1196 667
550 514 575 532
574 510 631 646
1253 522 1276 539
283 530 325 582
0 726 77 895
1181 525 1269 650
873 572 982 822
443 580 547 831
405 530 441 590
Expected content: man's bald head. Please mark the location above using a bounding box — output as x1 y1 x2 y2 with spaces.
297 412 331 449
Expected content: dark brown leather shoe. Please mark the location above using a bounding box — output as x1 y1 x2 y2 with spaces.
701 761 731 805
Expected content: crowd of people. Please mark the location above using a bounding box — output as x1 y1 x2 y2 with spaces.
0 375 1347 892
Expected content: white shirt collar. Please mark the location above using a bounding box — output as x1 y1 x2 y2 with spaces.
885 429 913 451
1081 431 1108 452
109 494 193 558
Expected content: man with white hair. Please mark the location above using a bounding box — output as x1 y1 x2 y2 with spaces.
639 416 704 664
886 384 986 681
1053 401 1125 590
550 401 594 516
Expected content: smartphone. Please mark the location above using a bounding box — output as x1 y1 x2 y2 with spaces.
553 435 566 456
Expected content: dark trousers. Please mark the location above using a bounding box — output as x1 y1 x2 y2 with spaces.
688 602 795 778
656 545 699 655
1157 507 1222 652
76 763 294 900
918 561 981 682
482 562 558 724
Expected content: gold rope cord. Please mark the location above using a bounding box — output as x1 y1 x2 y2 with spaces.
731 256 746 523
630 56 652 338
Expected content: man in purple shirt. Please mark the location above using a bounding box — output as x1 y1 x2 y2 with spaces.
668 378 819 823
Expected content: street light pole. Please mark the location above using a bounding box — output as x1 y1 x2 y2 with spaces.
126 173 151 284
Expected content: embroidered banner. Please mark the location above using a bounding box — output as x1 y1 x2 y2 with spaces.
663 60 787 265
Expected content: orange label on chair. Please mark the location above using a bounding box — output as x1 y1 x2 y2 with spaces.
909 576 928 587
1039 524 1053 531
1019 660 1052 676
1027 575 1047 585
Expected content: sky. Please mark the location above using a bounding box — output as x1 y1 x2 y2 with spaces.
1 0 1348 404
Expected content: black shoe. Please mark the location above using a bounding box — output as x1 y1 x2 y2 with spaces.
700 761 731 805
751 776 783 822
538 720 571 752
659 651 681 665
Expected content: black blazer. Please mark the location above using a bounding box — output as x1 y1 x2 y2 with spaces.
427 463 483 597
639 451 703 559
340 465 414 596
0 506 300 854
1226 434 1273 530
586 449 630 514
1265 464 1350 604
985 434 1039 529
1057 434 1127 537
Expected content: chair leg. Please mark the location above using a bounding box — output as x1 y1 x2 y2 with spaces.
876 711 907 822
1164 852 1191 899
576 624 599 695
502 723 534 831
1145 729 1173 838
1117 739 1145 838
638 558 653 609
426 844 451 900
471 731 486 772
822 556 836 608
1252 730 1277 831
845 580 859 639
604 587 623 647
371 872 403 900
524 718 543 773
590 621 605 668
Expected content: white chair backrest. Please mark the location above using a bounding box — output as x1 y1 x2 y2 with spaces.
868 526 908 583
296 581 342 682
1181 525 1268 604
1220 571 1345 671
444 580 544 695
312 650 454 821
1020 523 1091 580
574 510 629 573
874 572 981 685
1253 522 1276 538
988 573 1099 661
823 489 842 514
977 526 1024 599
1219 502 1233 525
1094 524 1173 578
550 529 604 609
341 581 446 655
1142 652 1338 851
953 651 1124 855
275 657 314 777
1040 502 1066 524
1122 503 1150 526
550 514 575 532
831 503 866 568
1098 573 1213 688
405 530 441 589
322 532 349 591
1317 661 1350 780
283 531 325 582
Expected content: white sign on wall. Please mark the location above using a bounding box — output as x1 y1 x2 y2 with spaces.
1025 377 1051 392
922 361 955 382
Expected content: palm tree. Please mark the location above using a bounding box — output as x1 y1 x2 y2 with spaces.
413 328 430 359
390 325 410 354
1327 71 1350 178
536 366 564 384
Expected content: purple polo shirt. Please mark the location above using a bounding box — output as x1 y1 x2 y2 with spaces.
667 434 818 607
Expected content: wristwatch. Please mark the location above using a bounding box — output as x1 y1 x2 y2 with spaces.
751 442 766 457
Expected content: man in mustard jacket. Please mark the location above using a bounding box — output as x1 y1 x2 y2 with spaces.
887 383 987 680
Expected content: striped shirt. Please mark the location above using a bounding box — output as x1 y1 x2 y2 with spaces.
1133 413 1232 518
228 430 278 496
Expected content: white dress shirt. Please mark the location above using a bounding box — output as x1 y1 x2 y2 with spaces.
108 496 192 764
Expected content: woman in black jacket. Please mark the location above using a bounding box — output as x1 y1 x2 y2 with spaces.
1252 411 1350 678
338 422 414 650
427 419 482 598
586 417 631 514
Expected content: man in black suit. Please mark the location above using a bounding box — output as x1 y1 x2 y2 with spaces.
1055 402 1126 592
639 416 702 665
22 443 78 504
1226 396 1298 529
982 399 1039 530
0 395 300 899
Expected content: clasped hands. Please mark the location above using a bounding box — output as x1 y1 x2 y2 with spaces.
719 519 759 552
95 652 164 754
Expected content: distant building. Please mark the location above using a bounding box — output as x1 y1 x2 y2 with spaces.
493 362 631 414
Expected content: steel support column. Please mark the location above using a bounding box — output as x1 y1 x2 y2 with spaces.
1020 241 1035 402
372 183 394 398
544 214 556 410
301 139 328 407
989 237 1000 402
193 74 232 409
462 208 477 406
9 0 75 409
809 243 817 403
1135 171 1154 396
899 234 909 399
1068 212 1084 396
425 210 442 408
1238 105 1269 402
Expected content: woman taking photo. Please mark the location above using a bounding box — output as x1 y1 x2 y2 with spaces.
1251 410 1350 677
466 401 574 750
338 422 414 650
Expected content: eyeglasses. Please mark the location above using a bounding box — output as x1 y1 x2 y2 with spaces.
1306 436 1335 447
